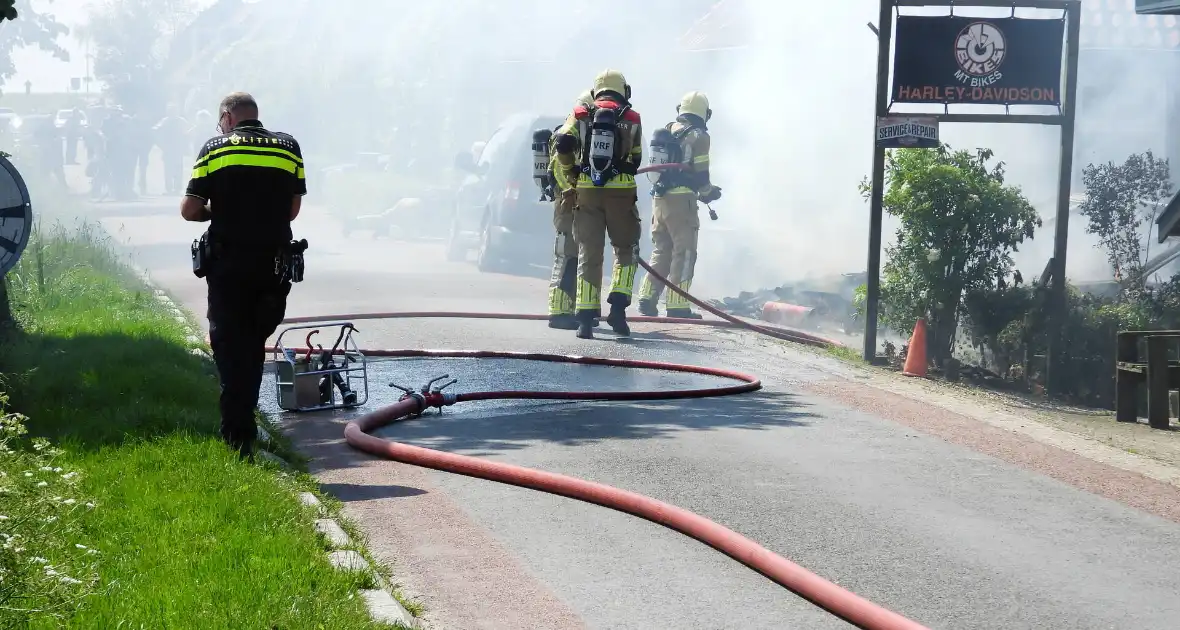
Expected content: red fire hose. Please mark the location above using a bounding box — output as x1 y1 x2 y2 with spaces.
270 260 928 630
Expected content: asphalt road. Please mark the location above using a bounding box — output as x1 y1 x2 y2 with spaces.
94 199 1180 630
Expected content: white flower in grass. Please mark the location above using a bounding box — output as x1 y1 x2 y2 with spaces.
59 575 81 585
74 544 87 550
30 556 47 564
36 481 48 488
39 466 52 472
84 502 95 509
0 515 7 520
22 472 31 477
61 472 78 481
44 516 56 523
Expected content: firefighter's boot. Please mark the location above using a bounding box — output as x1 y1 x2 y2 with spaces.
576 310 596 339
606 303 630 337
548 314 578 330
637 299 658 317
665 308 703 320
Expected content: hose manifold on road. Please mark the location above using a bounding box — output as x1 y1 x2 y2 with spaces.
268 259 929 630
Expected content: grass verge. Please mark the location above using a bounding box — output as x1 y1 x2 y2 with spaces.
0 223 399 629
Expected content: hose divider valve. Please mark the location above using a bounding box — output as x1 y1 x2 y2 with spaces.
425 376 459 411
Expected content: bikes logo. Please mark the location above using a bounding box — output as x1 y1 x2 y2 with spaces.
953 21 1007 87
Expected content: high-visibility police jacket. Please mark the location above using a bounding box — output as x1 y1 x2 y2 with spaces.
555 97 643 190
185 119 306 250
659 117 712 198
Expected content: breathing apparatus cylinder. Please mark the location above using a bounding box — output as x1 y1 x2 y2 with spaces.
531 128 553 192
647 127 677 185
587 107 617 187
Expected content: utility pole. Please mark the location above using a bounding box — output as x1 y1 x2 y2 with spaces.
863 0 894 362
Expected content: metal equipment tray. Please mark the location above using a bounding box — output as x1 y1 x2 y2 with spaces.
273 322 368 412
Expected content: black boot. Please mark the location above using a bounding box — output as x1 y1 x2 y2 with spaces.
606 304 630 337
575 310 596 339
548 314 578 330
666 308 703 320
637 299 658 317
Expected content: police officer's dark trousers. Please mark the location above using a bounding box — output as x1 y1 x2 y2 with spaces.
206 251 291 457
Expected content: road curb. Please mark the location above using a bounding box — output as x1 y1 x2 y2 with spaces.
129 263 418 629
301 493 421 629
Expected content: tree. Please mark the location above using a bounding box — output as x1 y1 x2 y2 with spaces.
79 0 194 113
1077 151 1172 290
0 0 69 89
863 145 1041 365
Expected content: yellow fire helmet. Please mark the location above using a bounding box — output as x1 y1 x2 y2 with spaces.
592 69 630 100
678 91 711 122
575 89 593 108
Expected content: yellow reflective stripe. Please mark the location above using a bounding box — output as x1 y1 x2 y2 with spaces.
610 263 638 296
554 166 573 191
575 174 637 189
296 166 305 179
194 144 303 167
575 278 601 311
667 186 696 195
191 165 209 179
692 155 710 165
206 153 298 174
548 287 575 316
667 280 692 308
638 275 659 300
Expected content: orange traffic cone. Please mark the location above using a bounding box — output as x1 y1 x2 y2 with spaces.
901 318 928 378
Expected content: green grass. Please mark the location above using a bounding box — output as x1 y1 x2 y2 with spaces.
1 224 397 629
826 343 864 363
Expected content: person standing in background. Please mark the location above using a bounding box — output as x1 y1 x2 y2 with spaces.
154 105 191 195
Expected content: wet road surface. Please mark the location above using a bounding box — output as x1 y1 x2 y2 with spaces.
98 201 1180 630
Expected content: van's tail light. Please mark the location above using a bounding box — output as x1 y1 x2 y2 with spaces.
504 181 521 203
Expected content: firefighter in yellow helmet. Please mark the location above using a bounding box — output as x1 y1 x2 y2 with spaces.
544 89 595 329
553 70 644 339
637 91 722 318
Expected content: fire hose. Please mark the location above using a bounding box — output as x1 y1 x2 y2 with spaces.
272 259 927 629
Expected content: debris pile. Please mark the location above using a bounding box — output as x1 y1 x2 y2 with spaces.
706 286 794 318
710 273 866 335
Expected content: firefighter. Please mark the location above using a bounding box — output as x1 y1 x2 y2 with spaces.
553 70 643 339
637 91 722 319
546 89 593 330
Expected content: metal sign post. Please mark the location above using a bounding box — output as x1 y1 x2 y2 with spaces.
864 0 1081 396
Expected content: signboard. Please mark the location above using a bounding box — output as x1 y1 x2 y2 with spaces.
876 116 939 149
1137 0 1180 15
0 155 32 276
892 16 1066 106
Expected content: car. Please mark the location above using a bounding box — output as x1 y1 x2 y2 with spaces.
446 112 565 274
52 109 87 130
447 112 656 276
0 107 19 132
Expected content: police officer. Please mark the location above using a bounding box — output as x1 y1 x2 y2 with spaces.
553 70 644 339
547 89 593 330
181 92 307 459
637 91 722 319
